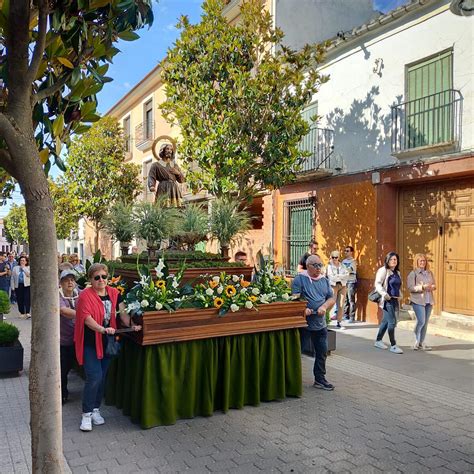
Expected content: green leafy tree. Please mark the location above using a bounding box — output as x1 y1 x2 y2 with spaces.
0 1 153 470
4 204 28 245
161 0 328 201
64 116 142 252
49 179 82 240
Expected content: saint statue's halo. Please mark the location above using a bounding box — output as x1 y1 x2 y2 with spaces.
152 135 177 160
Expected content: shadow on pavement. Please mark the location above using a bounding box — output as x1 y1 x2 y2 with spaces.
431 343 474 351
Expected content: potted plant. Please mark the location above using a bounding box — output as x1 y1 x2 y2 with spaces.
177 203 209 251
103 201 135 256
0 321 23 374
209 198 252 258
133 199 182 258
0 289 10 322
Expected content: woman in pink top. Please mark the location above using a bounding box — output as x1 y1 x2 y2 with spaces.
407 253 436 351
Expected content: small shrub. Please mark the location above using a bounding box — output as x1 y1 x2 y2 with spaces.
0 290 11 314
0 322 20 347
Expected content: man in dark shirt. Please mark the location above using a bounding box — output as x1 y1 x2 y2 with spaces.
0 252 10 297
298 239 320 271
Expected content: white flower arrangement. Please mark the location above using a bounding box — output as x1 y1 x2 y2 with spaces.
141 300 149 308
230 304 239 312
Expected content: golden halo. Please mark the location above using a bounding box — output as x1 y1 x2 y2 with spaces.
152 135 177 160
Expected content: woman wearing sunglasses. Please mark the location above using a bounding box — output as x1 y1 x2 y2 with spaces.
74 263 141 432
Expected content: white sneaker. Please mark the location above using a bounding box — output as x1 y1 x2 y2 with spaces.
390 345 403 354
374 340 388 350
91 408 105 425
421 343 432 351
413 341 420 350
80 412 92 431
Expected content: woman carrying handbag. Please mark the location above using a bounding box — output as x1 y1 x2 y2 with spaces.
373 252 404 354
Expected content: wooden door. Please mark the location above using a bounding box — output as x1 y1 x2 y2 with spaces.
443 222 474 315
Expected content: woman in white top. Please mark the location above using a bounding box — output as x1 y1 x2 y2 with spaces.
326 250 349 329
407 253 436 351
11 255 31 319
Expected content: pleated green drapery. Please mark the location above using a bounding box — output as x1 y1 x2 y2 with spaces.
105 329 302 429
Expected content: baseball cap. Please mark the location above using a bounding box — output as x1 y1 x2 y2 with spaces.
59 270 77 281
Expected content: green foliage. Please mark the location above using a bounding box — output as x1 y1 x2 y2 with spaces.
0 321 19 347
209 198 252 250
0 0 154 185
178 203 209 250
49 179 82 240
64 117 142 233
113 260 245 271
0 290 11 314
4 204 28 244
161 0 328 201
133 199 182 248
103 201 135 243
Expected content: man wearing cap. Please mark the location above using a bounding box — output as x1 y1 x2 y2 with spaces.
59 270 81 404
292 254 336 391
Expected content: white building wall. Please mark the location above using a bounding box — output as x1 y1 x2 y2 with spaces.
314 1 473 173
275 0 377 50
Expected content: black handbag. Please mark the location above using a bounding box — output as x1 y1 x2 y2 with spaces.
105 334 122 357
368 288 382 303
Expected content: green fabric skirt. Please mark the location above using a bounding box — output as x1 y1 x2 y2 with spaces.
105 329 302 428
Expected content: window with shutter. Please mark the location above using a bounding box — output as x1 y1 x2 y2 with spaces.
405 50 453 148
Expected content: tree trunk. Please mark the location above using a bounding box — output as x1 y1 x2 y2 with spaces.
23 184 63 473
94 221 100 253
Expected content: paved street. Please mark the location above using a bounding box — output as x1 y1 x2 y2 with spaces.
1 307 473 473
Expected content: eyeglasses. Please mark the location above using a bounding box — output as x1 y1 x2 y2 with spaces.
309 263 323 269
93 274 108 281
344 249 351 252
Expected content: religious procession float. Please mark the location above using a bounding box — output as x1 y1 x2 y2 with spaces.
101 251 307 429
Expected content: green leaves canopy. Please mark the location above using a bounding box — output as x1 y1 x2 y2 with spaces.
63 117 141 231
161 0 328 201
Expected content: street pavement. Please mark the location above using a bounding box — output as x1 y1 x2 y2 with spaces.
1 306 473 473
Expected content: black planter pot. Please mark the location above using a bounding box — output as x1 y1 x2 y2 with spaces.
0 340 24 374
300 327 336 356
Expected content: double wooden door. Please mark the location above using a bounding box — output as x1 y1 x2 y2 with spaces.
399 179 474 316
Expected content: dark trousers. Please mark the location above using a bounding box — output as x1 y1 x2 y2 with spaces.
16 283 30 314
310 327 328 383
376 299 398 346
82 345 112 413
343 282 357 320
60 345 76 400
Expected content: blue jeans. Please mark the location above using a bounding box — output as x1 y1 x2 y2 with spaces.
309 328 328 383
412 303 432 344
82 345 112 413
376 299 398 346
343 282 357 320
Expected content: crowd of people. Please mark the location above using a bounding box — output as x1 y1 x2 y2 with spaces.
292 240 436 391
0 251 31 319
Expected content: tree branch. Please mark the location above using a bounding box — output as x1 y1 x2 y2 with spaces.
0 148 16 177
33 73 69 104
27 1 49 84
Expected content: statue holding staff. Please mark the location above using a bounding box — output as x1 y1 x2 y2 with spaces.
148 141 185 207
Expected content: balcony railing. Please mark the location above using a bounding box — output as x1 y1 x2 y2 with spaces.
297 127 335 174
391 89 461 155
135 121 155 150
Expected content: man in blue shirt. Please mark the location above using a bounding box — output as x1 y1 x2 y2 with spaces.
292 254 336 390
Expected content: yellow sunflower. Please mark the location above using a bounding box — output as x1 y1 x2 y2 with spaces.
155 280 166 289
214 297 224 308
240 279 250 288
209 280 219 289
249 295 258 302
225 285 237 297
117 286 125 295
273 276 282 283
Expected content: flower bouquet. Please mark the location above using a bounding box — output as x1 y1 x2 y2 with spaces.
192 272 255 316
125 258 188 315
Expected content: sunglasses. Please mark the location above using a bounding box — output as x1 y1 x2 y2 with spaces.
331 256 339 259
93 274 108 281
344 249 351 252
309 263 323 269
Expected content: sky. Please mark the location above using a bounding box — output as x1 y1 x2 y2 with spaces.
0 0 409 218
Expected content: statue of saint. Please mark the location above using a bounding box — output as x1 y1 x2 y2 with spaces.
147 143 185 206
